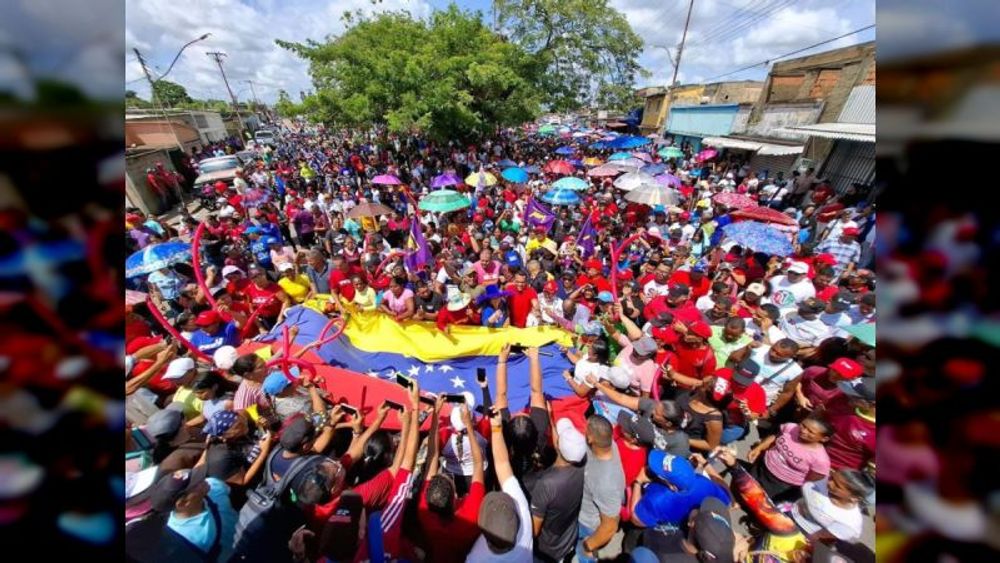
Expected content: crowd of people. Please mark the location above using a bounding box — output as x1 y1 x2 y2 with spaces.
125 124 877 562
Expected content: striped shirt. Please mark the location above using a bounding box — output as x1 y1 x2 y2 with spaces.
816 239 861 275
233 380 267 411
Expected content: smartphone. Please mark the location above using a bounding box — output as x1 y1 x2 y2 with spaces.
395 372 414 389
384 400 405 411
509 344 526 354
338 403 359 416
443 393 466 403
474 405 497 417
418 395 436 407
476 368 487 384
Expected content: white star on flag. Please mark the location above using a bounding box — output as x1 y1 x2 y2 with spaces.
439 365 454 373
424 365 436 373
366 370 380 378
408 366 421 377
450 376 465 388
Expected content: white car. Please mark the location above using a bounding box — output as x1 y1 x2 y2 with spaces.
193 155 242 189
254 129 277 146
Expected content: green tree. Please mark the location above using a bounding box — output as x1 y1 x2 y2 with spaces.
125 89 151 108
277 6 541 140
151 80 192 107
595 83 640 113
495 0 645 112
275 90 301 117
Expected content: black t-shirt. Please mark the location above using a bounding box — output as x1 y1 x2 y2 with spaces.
414 291 444 315
500 406 555 484
642 528 699 562
529 464 585 560
231 503 305 563
636 398 692 457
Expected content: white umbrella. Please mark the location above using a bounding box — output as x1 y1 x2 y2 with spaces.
613 171 659 191
608 158 646 171
624 183 680 206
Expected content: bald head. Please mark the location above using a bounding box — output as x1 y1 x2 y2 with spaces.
586 415 613 449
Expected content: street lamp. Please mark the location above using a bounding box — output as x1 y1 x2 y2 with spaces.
158 33 212 82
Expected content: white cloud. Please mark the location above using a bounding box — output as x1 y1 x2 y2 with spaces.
613 0 874 88
125 0 432 104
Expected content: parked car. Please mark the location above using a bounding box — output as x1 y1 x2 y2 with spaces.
254 129 277 146
193 155 241 190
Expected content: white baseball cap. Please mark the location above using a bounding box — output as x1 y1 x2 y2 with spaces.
745 282 766 296
163 357 195 380
221 265 244 277
277 262 295 272
787 262 809 274
555 418 587 463
213 346 239 370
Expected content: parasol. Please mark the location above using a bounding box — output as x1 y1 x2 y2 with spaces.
372 174 403 185
624 183 680 207
126 241 193 278
347 201 394 219
731 206 798 227
417 189 471 213
543 160 575 175
552 177 589 191
540 188 582 205
712 192 758 209
613 171 658 191
721 221 794 257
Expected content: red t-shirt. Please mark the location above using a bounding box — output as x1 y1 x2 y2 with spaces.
226 278 251 302
668 344 717 383
815 284 839 302
330 267 362 301
644 298 704 325
505 284 538 328
668 271 711 299
245 281 283 318
574 274 612 293
614 431 648 522
799 366 845 407
126 336 176 395
715 371 768 425
417 480 485 563
308 458 394 529
825 410 876 471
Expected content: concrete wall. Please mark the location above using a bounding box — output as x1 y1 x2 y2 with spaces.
744 101 824 140
667 104 741 137
125 120 200 150
125 149 180 215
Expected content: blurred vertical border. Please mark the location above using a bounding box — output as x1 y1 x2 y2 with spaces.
1 0 124 558
877 0 1000 560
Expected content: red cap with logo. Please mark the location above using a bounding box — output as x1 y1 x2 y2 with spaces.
196 310 222 327
828 357 864 380
689 321 713 340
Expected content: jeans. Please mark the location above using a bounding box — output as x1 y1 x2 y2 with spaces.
575 523 597 563
721 424 748 445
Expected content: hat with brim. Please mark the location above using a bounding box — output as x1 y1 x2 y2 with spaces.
446 290 472 312
693 497 735 563
838 376 876 402
478 492 520 551
617 411 660 446
150 465 209 512
477 285 513 304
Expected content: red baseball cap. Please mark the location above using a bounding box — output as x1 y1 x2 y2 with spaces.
196 310 222 327
473 214 484 223
689 321 712 340
710 377 732 403
651 326 679 345
585 259 603 271
543 280 558 293
842 227 860 236
829 357 863 380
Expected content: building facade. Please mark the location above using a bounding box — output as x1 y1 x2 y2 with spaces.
639 81 762 136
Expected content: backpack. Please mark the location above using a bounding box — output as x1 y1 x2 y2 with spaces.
232 450 318 548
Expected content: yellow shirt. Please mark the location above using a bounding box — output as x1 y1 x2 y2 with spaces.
278 273 312 303
171 386 204 419
525 237 552 254
352 287 378 311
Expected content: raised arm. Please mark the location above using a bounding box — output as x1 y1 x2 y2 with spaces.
524 347 546 410
389 404 411 476
425 396 447 480
125 344 177 396
400 382 422 473
460 404 485 485
592 377 640 411
489 410 513 484
494 343 511 411
614 303 645 340
346 402 390 462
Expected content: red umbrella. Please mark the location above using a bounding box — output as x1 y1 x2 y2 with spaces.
712 192 758 209
544 160 575 175
730 206 798 227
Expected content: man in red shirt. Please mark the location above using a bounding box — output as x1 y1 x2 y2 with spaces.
669 263 711 299
663 321 717 391
506 271 540 328
825 377 876 472
328 255 364 302
644 284 704 325
575 258 613 293
715 361 767 444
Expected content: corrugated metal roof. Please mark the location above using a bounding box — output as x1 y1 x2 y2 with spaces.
779 122 875 142
702 136 804 155
837 85 875 124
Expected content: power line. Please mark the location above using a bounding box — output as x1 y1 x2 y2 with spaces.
701 24 874 82
692 0 798 47
689 0 774 46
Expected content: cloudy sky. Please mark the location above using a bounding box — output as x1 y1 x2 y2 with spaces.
5 0 995 104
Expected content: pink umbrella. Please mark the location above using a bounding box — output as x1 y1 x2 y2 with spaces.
712 192 758 209
631 152 653 163
654 173 681 187
587 164 623 177
544 160 576 175
731 206 797 227
372 174 403 185
695 148 718 162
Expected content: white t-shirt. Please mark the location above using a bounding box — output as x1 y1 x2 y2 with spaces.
574 359 609 387
642 279 671 300
779 313 833 347
467 476 533 563
750 347 803 405
819 311 852 328
745 321 787 343
767 276 815 310
538 294 564 325
791 479 863 541
695 294 718 312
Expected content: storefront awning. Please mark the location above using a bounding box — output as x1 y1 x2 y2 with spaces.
778 122 875 143
701 136 804 156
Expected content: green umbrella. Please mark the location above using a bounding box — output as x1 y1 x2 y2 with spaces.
538 124 557 136
843 323 875 347
418 189 472 213
658 146 684 159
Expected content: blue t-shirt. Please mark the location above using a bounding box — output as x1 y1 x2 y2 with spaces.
249 240 273 270
634 478 731 528
710 215 733 246
481 305 508 328
189 322 241 355
168 478 237 563
147 270 186 301
260 223 283 243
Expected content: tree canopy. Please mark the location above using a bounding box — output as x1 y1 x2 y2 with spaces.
151 80 192 107
277 6 543 141
495 0 645 112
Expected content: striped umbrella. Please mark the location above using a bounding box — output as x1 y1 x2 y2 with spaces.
540 188 582 206
552 177 589 191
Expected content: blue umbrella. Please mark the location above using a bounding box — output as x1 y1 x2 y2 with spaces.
608 152 633 161
721 222 794 257
552 176 589 191
554 146 576 155
641 163 667 175
523 165 541 174
590 141 609 150
568 159 584 168
126 241 193 278
501 167 529 183
498 159 518 168
540 188 581 206
608 135 651 149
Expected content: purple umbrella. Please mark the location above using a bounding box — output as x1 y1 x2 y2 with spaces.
372 174 403 185
431 173 462 188
654 173 681 187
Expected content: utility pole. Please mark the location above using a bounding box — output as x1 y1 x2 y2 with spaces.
134 47 187 209
206 51 246 137
663 0 695 143
244 79 268 123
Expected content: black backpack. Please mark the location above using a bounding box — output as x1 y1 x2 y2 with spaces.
232 450 318 549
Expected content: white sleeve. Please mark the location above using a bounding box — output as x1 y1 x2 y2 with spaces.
501 476 533 550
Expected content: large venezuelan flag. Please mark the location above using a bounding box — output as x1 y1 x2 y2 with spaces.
262 306 583 416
